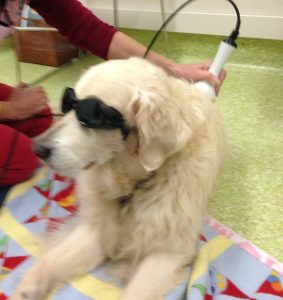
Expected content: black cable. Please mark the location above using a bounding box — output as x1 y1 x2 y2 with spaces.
2 113 64 125
227 0 241 33
226 0 241 44
144 0 241 57
144 0 195 58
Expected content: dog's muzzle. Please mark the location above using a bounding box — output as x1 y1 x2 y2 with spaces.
32 143 52 160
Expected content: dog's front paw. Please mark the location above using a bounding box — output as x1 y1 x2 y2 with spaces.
10 278 46 300
10 287 39 300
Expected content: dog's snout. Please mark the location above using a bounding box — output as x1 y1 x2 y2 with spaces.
32 143 52 160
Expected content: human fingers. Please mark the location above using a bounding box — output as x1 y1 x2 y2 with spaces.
30 86 46 95
215 70 227 96
197 62 227 95
199 70 220 87
29 87 49 104
218 69 227 85
198 62 226 83
198 61 212 71
33 103 48 114
16 82 29 88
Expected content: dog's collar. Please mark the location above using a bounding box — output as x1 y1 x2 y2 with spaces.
61 87 131 140
117 171 156 207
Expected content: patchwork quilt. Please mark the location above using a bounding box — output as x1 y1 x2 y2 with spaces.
0 166 282 299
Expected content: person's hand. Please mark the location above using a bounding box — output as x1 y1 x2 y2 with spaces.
4 83 49 120
167 61 226 96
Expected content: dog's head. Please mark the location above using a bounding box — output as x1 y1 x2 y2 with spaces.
34 58 200 177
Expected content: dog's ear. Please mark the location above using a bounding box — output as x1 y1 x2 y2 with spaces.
129 88 193 172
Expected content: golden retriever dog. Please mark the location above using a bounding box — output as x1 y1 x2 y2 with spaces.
11 57 225 300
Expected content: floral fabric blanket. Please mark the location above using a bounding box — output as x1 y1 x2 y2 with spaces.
0 167 283 299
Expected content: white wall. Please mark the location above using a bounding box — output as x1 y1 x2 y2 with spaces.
83 0 283 40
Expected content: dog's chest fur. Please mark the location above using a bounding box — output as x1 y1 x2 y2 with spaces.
77 154 208 265
97 172 165 261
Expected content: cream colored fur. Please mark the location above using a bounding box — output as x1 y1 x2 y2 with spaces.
11 57 225 300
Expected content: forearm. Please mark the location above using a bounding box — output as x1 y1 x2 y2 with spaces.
107 31 175 72
29 0 117 60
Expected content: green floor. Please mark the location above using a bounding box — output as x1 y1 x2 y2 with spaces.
1 29 283 261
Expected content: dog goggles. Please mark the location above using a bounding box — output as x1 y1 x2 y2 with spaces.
61 87 130 139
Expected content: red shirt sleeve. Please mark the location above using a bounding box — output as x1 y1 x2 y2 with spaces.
0 83 13 101
28 0 118 60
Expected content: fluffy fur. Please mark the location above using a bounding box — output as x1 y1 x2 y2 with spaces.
11 57 225 300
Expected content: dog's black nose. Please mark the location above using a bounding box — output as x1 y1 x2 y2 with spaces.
32 143 52 160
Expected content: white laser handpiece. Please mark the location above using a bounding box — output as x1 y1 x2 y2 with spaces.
143 0 241 101
194 40 237 101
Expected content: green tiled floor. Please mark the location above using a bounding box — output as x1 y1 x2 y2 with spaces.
1 29 282 261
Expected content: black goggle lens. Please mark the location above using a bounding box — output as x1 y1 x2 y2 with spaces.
61 87 130 139
61 87 78 114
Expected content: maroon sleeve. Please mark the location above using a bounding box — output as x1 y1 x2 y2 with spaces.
28 0 118 60
0 83 13 101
